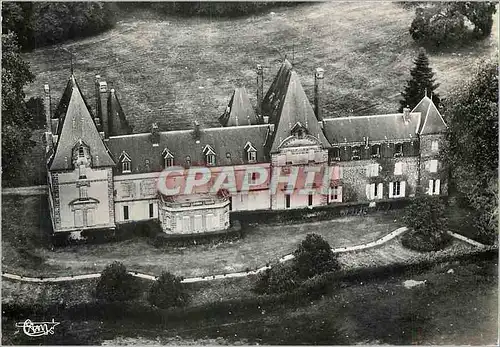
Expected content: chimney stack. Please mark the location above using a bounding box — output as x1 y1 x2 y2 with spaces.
256 64 264 119
44 84 52 133
403 106 411 123
151 122 160 147
193 120 201 144
314 68 324 121
95 75 109 137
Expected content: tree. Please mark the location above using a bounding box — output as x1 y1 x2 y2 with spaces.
254 262 299 295
454 2 497 38
1 33 37 184
443 60 498 244
147 271 189 308
293 233 340 279
95 262 140 302
399 48 441 112
402 194 450 251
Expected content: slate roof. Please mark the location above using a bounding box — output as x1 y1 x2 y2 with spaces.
49 75 115 171
108 89 133 136
106 124 270 174
262 60 330 153
412 96 447 135
322 112 421 144
219 88 260 127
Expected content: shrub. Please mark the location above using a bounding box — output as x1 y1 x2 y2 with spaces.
147 271 189 308
402 195 451 251
293 233 340 279
95 262 140 302
254 263 299 295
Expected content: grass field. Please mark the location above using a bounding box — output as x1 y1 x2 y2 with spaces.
1 194 403 278
13 2 498 187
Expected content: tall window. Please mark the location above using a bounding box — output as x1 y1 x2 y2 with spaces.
371 144 381 158
429 159 438 173
122 160 131 173
78 146 85 158
285 194 291 209
145 159 151 171
123 205 129 220
149 203 154 218
308 193 313 206
329 186 342 203
185 156 191 168
331 147 341 161
428 179 441 195
394 143 403 157
431 140 439 152
206 153 216 166
165 157 174 167
392 181 401 196
79 186 88 199
247 150 257 163
351 146 360 160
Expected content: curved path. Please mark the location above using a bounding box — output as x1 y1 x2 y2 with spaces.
1 227 487 284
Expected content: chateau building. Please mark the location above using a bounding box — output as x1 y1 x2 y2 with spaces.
43 59 448 236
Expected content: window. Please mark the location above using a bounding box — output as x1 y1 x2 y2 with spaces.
285 194 291 209
429 159 438 173
79 186 88 200
351 146 360 160
123 206 129 220
163 149 174 168
229 196 232 211
248 150 257 162
394 162 403 175
145 159 151 171
165 157 174 167
206 153 216 166
389 181 406 198
78 146 85 158
122 160 131 173
203 145 216 166
371 144 381 158
185 156 191 167
329 186 342 203
393 181 400 196
245 142 257 163
428 179 441 195
332 147 341 161
249 172 259 184
394 143 403 157
149 203 154 218
79 164 87 179
366 183 383 200
366 163 379 177
431 140 439 152
308 193 313 207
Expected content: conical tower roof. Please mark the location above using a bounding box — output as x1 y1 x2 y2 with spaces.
412 96 447 135
49 75 115 170
219 87 259 127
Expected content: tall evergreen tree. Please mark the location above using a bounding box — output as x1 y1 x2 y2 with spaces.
399 48 441 112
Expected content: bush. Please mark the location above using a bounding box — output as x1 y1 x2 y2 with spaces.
293 233 340 279
254 263 300 295
95 262 140 302
147 271 189 309
402 195 451 251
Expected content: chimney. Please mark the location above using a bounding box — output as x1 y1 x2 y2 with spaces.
256 64 264 118
95 75 109 137
44 84 52 133
193 120 201 144
314 68 324 121
263 115 269 124
150 122 160 147
403 106 411 123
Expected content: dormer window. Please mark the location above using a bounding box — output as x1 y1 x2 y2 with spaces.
119 151 132 173
78 146 85 158
244 142 257 163
162 148 174 168
371 144 381 158
332 147 341 161
145 159 151 171
203 145 216 166
185 156 191 168
394 143 403 157
351 146 360 160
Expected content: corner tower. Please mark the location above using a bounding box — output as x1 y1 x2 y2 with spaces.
47 74 116 234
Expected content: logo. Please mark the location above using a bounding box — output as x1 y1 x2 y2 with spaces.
15 319 60 337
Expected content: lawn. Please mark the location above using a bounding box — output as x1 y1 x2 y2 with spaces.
1 194 404 278
14 2 498 186
3 255 497 345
